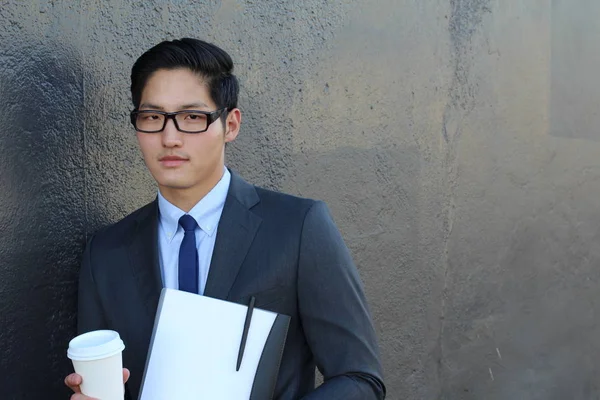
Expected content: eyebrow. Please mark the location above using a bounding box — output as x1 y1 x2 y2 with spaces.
139 102 210 110
180 102 210 109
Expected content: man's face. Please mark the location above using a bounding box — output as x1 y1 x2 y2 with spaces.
135 68 238 196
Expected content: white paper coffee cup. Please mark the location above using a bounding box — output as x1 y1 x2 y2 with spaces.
67 330 125 400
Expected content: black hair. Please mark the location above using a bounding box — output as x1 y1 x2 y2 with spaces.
130 38 238 115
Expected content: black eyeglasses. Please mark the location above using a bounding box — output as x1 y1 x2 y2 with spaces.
130 108 227 133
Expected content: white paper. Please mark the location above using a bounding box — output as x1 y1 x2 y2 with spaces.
139 289 277 400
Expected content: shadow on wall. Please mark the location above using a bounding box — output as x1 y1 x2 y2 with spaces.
0 38 91 398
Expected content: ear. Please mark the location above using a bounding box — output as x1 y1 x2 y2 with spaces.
224 108 241 143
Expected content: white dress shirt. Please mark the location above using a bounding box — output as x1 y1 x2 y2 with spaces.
157 168 231 295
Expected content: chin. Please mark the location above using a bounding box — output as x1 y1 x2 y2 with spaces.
153 171 190 187
158 180 194 190
152 173 190 189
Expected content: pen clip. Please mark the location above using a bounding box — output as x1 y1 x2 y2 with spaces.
236 296 256 371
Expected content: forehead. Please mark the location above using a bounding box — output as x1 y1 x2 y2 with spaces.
140 68 214 109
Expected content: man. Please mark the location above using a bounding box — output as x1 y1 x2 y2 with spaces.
65 38 385 399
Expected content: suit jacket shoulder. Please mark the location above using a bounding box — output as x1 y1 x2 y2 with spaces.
90 200 156 249
251 184 320 221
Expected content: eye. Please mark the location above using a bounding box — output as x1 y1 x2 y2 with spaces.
139 113 161 120
185 113 206 120
181 112 207 123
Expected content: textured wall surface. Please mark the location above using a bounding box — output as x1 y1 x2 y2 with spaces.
1 1 600 399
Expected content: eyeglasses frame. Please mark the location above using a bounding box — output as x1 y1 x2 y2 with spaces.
130 107 228 133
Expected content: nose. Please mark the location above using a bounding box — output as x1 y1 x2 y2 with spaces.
161 117 183 148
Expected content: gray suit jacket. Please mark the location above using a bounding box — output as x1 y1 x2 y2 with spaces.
78 171 385 399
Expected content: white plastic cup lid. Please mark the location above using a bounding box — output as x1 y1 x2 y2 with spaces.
67 330 125 361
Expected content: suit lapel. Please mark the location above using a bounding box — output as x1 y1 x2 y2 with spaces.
127 200 163 320
204 172 261 300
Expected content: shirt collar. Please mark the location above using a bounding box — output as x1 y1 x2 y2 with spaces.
157 167 231 242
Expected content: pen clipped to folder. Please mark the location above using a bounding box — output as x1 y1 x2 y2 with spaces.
236 296 256 371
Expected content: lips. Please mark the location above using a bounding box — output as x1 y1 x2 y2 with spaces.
159 155 188 167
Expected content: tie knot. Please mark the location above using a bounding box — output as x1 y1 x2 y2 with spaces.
179 214 198 232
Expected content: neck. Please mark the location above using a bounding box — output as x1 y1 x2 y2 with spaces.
159 166 225 213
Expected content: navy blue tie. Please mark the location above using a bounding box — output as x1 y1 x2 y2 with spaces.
178 214 199 294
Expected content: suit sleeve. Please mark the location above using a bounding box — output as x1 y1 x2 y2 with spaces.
297 201 386 400
77 235 134 400
77 234 108 334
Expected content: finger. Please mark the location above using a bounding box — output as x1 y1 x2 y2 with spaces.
123 368 130 383
70 393 98 400
64 373 82 392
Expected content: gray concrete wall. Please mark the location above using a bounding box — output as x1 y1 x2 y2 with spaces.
1 0 599 398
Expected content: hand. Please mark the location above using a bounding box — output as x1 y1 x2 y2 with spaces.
65 368 130 400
